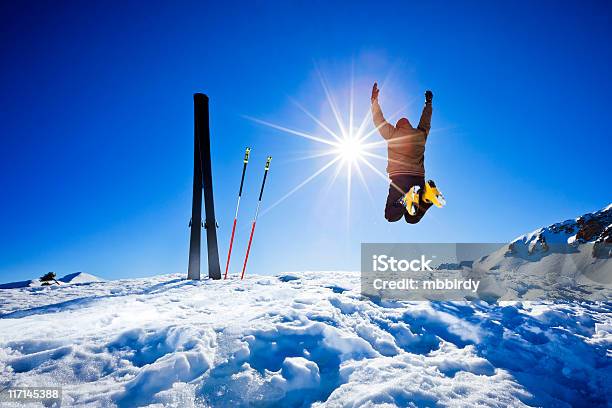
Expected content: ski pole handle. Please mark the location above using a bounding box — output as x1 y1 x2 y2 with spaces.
259 156 271 201
238 147 251 197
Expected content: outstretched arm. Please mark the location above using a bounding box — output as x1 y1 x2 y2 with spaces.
371 82 394 140
417 90 433 135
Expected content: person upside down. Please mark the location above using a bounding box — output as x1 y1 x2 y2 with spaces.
371 82 446 224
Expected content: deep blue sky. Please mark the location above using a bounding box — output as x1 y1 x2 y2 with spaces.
1 1 610 283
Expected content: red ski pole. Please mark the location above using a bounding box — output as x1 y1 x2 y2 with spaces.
224 147 251 279
241 156 271 280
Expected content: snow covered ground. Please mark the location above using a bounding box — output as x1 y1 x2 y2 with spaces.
0 271 610 407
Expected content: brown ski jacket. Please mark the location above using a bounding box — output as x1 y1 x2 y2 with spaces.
371 100 432 177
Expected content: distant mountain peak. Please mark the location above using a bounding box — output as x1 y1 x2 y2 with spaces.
509 203 611 257
58 272 103 284
0 272 103 289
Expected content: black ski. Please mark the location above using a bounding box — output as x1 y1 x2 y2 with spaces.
188 93 221 280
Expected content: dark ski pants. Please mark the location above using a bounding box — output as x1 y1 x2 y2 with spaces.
384 174 432 224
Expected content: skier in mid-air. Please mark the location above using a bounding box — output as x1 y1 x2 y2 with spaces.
371 82 445 224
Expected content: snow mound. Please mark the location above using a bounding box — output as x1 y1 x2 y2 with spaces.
0 272 610 407
58 272 103 284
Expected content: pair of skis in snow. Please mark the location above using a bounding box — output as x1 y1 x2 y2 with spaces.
224 148 271 280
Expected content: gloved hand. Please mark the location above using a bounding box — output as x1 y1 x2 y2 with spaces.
425 90 433 103
371 82 379 103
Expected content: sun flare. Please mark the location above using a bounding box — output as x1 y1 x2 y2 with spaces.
247 69 398 219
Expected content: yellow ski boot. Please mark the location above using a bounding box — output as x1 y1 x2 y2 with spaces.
401 185 421 216
422 180 446 208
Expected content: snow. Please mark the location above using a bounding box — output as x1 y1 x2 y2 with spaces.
1 272 610 407
469 204 612 301
472 243 612 301
59 272 104 284
0 280 34 289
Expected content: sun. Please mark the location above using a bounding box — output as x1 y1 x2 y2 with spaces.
245 67 400 219
336 132 364 163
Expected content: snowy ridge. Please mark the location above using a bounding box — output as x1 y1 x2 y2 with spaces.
508 203 612 255
0 272 610 407
0 272 103 289
472 204 612 300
